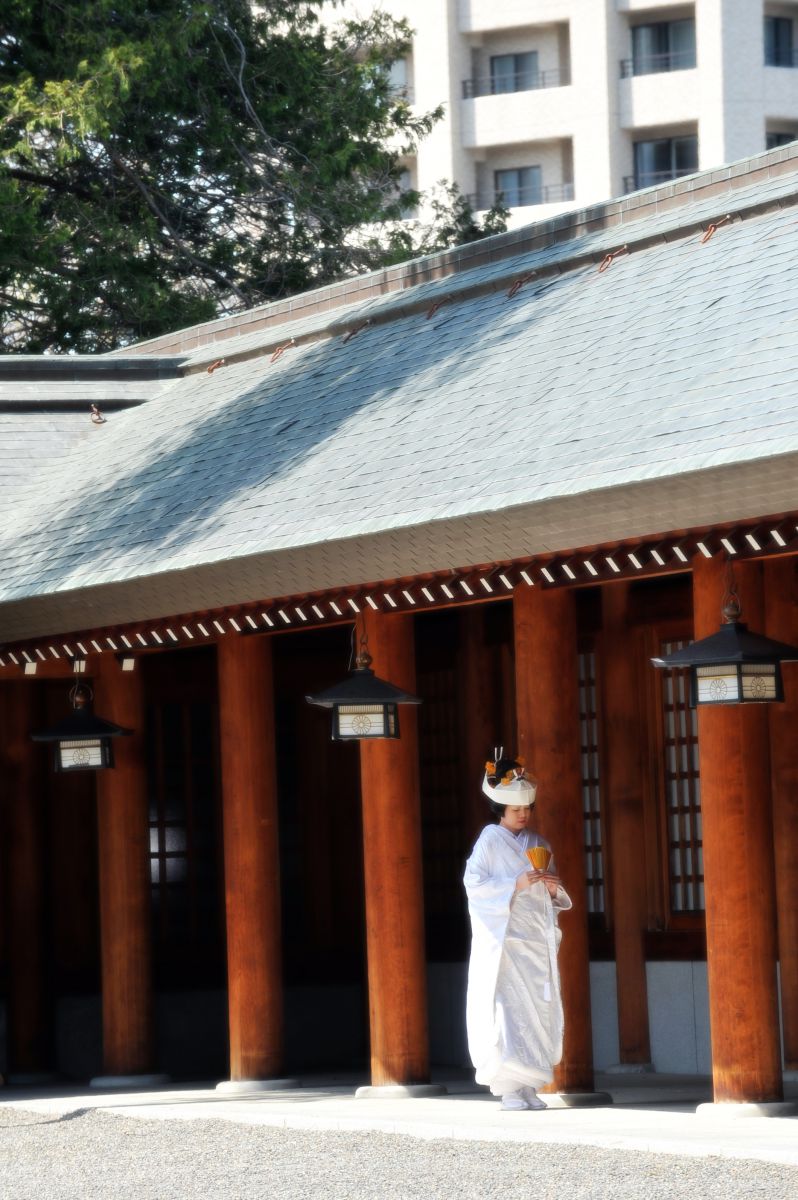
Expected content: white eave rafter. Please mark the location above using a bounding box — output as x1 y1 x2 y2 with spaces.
1 516 796 671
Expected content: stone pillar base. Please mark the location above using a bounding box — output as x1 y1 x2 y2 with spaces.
696 1100 798 1118
355 1083 447 1099
89 1073 170 1090
215 1078 300 1095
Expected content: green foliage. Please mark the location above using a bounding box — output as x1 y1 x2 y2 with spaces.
374 182 509 266
0 1 505 351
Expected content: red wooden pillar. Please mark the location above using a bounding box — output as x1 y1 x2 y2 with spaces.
693 556 782 1102
358 609 434 1089
0 683 51 1079
217 635 286 1085
601 585 652 1066
514 585 597 1094
93 656 159 1081
764 557 798 1071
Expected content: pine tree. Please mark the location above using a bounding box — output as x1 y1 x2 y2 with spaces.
0 1 504 351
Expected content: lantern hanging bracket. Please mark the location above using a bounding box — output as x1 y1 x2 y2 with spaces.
721 557 741 623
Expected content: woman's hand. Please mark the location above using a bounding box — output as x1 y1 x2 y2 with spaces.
517 871 562 896
542 873 561 897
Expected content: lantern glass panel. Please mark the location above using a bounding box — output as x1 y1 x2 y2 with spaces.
57 738 106 770
336 703 388 739
740 662 778 701
695 664 739 704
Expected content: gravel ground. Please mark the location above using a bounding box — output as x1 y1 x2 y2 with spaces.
1 1107 797 1200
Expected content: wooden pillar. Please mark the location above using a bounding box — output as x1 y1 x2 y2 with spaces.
359 609 430 1085
93 657 155 1077
601 585 652 1065
217 635 283 1081
764 557 798 1070
693 556 782 1102
514 586 595 1092
0 683 50 1077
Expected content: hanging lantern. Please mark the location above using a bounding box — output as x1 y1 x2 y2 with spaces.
306 629 421 740
31 682 132 770
651 574 798 706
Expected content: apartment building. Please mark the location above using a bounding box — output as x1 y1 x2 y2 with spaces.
334 1 798 226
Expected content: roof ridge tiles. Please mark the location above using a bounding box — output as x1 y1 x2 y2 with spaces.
117 143 798 362
180 175 794 373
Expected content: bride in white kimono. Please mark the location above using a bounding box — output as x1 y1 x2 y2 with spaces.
464 754 572 1111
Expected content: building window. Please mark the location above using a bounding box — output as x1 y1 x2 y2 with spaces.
624 19 696 77
659 642 704 913
578 649 605 915
765 16 796 66
147 698 223 984
767 130 797 149
388 57 413 103
395 167 417 216
632 134 698 190
490 51 539 94
494 165 542 207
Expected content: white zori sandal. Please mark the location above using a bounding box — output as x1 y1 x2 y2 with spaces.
522 1086 547 1110
500 1087 548 1111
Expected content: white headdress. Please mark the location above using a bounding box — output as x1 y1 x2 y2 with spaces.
481 746 537 807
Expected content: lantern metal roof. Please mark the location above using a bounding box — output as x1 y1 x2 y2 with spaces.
31 706 132 743
651 621 798 670
306 665 420 709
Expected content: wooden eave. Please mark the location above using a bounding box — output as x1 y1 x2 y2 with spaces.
3 512 797 679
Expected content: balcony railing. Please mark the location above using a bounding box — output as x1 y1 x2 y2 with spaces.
620 50 697 77
389 83 415 104
623 169 695 193
469 182 575 209
765 48 798 67
462 68 570 99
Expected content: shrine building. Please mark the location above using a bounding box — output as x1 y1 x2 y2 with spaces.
1 142 797 1106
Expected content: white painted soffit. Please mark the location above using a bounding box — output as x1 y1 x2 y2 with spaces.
1 452 797 644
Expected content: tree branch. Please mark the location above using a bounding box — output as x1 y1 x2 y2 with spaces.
107 149 249 304
3 164 96 203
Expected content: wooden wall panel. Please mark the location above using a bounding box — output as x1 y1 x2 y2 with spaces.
600 584 651 1064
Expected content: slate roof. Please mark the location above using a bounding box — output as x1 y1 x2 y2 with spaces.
1 146 798 642
0 357 184 513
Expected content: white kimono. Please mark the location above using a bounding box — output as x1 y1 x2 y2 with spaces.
464 823 572 1095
